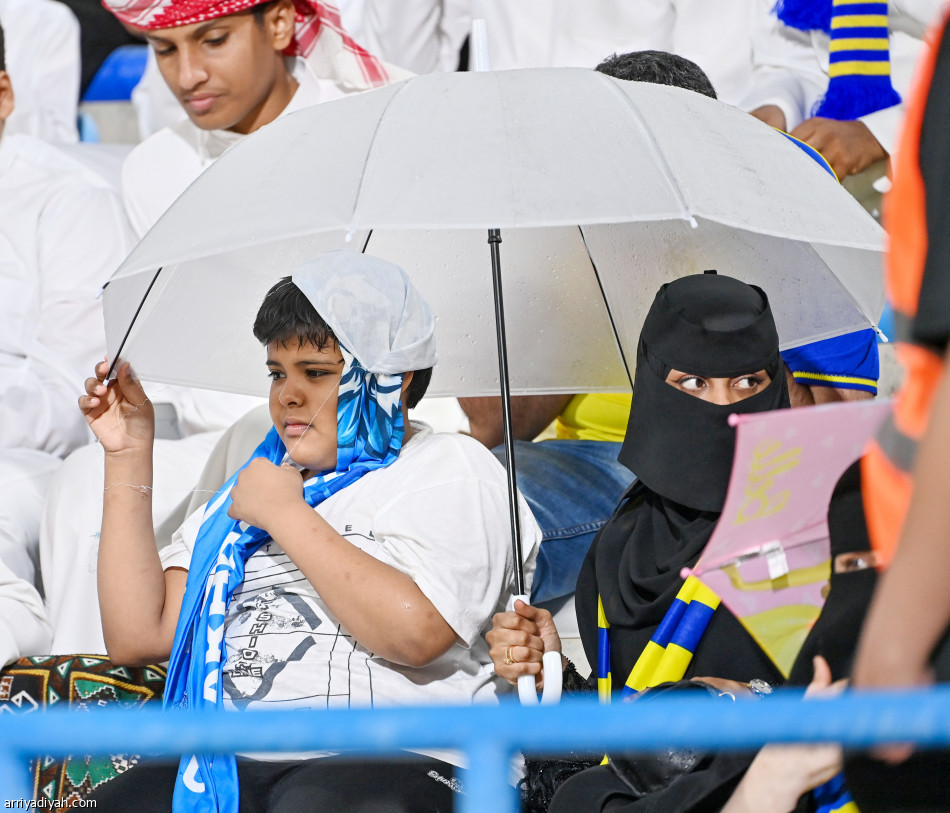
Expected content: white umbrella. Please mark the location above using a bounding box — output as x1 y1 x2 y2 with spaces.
102 68 885 702
104 68 885 401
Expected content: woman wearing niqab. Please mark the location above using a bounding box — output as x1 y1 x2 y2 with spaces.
577 272 789 688
492 272 792 812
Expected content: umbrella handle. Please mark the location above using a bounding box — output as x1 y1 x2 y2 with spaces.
508 594 563 705
518 652 563 705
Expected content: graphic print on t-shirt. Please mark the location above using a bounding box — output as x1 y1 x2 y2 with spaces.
221 541 381 711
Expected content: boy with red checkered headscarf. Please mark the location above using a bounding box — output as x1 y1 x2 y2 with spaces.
104 0 404 235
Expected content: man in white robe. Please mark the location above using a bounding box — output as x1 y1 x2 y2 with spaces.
0 20 132 665
0 0 81 142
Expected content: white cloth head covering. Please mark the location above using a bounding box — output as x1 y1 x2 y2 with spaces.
291 250 438 375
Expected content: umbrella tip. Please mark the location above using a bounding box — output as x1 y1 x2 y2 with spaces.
471 19 491 72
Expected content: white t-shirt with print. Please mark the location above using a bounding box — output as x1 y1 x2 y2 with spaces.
161 423 539 719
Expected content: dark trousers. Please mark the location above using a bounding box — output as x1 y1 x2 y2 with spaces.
89 755 460 812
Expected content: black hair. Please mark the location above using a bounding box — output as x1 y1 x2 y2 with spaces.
254 277 433 409
0 18 6 72
254 277 336 351
403 367 432 410
595 50 717 100
250 0 281 25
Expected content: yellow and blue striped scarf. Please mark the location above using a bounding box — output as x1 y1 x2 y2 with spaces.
777 0 901 120
597 576 721 701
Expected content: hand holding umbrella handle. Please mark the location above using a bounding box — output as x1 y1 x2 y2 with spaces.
518 652 564 705
508 594 564 705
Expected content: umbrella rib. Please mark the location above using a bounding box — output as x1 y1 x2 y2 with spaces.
106 266 164 379
794 240 884 338
578 226 635 390
600 75 696 226
347 81 412 229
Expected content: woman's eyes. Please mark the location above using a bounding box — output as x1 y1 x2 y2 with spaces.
734 376 763 390
678 376 706 391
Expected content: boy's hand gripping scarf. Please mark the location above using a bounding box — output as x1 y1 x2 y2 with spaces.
162 344 404 813
775 0 901 120
101 0 401 91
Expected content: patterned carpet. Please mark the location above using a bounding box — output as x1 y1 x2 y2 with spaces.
0 654 166 804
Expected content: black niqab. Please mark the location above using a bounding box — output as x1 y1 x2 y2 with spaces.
787 461 877 685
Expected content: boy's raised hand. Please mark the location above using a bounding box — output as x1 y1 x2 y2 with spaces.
228 458 305 532
79 359 154 454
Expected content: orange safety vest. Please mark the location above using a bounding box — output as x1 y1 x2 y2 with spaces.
862 12 950 566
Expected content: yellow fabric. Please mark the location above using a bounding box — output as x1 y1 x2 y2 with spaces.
624 640 667 693
829 61 892 77
722 559 831 592
791 371 879 387
555 393 632 442
740 604 821 678
652 643 695 686
831 14 888 28
597 596 612 702
690 580 720 608
829 37 889 51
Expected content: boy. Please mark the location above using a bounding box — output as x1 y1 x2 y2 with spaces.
82 252 539 809
108 0 399 235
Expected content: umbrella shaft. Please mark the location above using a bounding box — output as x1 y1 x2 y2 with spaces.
488 228 526 597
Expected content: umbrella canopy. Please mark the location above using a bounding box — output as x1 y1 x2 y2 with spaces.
103 67 885 398
687 399 891 677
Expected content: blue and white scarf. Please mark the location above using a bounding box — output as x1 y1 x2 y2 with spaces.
162 345 404 813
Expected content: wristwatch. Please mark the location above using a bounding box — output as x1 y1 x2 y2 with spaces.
748 678 773 698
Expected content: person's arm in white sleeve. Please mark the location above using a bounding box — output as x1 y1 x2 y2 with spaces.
858 1 943 155
0 557 52 667
891 0 944 36
0 185 132 456
32 1 81 143
859 104 905 158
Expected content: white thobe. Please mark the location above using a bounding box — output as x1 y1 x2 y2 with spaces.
418 0 760 105
0 134 131 457
0 0 81 143
340 0 470 74
0 133 130 665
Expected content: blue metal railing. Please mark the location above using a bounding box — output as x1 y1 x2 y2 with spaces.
4 688 950 809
